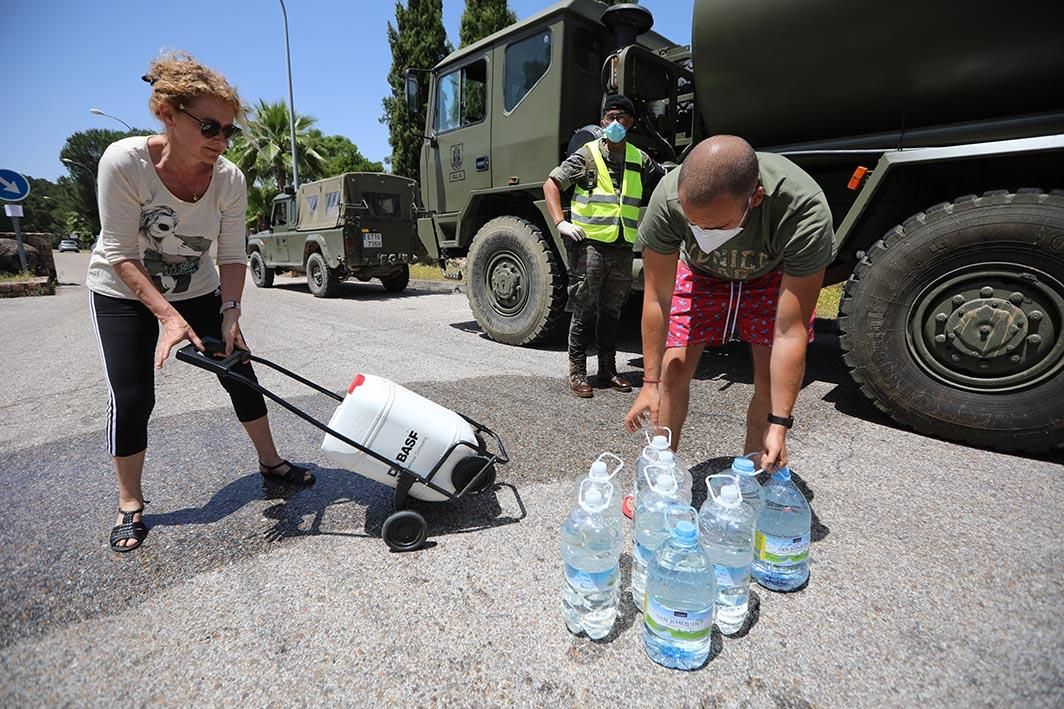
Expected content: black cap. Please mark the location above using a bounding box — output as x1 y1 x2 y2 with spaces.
602 94 635 117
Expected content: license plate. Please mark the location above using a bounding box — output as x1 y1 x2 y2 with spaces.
362 232 382 248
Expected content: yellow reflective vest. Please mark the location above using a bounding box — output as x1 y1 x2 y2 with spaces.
570 139 644 244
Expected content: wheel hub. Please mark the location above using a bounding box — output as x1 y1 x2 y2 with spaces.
485 251 528 316
910 263 1064 391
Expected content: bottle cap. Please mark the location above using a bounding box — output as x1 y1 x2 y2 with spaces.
772 466 792 481
654 470 677 494
650 435 669 450
673 520 698 544
588 460 608 480
719 483 742 508
731 456 756 476
578 479 610 513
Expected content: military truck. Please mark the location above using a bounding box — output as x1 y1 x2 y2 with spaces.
403 0 1064 452
247 172 424 297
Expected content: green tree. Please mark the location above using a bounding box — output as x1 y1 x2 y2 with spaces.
459 0 516 48
312 133 385 176
382 0 452 182
58 128 129 235
13 177 66 236
228 99 325 189
246 182 280 232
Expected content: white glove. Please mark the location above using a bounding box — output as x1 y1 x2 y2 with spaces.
557 220 586 242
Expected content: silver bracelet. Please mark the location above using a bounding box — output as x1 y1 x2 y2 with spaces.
220 300 240 314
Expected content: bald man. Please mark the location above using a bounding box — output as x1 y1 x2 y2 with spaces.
624 135 836 475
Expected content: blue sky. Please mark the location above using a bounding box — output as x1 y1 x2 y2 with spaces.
2 0 692 183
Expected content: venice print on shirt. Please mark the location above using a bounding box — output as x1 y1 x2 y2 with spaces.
138 206 212 294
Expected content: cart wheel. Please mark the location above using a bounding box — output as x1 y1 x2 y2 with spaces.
452 456 496 494
382 510 427 552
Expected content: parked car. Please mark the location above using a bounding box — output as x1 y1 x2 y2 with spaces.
58 239 80 253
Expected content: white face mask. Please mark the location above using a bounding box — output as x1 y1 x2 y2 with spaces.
688 203 750 253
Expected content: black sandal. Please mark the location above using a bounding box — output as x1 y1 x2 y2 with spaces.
109 503 149 553
259 459 315 486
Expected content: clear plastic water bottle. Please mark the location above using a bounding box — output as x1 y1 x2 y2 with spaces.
575 452 624 520
633 433 671 506
752 466 811 591
709 456 763 517
643 515 716 670
631 465 685 610
698 474 756 634
561 478 623 639
635 449 692 507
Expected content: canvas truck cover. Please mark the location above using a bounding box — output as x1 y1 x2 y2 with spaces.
296 173 420 231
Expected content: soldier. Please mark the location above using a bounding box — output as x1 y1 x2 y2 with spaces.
544 94 666 398
624 135 836 475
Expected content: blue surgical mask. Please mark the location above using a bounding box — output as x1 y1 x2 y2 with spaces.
603 120 627 143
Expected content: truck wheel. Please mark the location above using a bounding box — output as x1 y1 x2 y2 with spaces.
306 252 341 298
839 189 1064 453
381 264 410 293
465 216 567 345
248 251 274 288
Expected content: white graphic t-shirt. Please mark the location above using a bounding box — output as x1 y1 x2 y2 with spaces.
86 136 248 300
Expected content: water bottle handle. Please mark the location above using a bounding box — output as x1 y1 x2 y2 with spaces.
663 503 697 535
594 451 624 481
642 424 673 446
578 477 612 513
642 463 671 492
742 451 766 476
705 473 740 506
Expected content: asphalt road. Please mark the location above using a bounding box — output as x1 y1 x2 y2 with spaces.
1 251 1061 706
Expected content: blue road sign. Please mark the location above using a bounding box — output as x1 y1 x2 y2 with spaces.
0 169 31 201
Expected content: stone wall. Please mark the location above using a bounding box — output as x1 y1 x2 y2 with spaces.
0 233 58 283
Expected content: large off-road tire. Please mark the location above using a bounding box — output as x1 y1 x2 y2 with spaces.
248 251 274 288
306 252 341 298
380 264 410 293
465 216 567 345
839 189 1064 453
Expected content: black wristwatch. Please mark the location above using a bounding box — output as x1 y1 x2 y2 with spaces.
767 413 794 429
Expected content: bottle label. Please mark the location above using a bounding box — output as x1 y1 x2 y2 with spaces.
754 531 809 565
644 596 713 641
565 563 618 594
713 563 750 588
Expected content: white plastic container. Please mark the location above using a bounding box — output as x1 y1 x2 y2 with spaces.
320 373 480 501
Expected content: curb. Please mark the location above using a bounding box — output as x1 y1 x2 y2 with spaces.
409 278 464 294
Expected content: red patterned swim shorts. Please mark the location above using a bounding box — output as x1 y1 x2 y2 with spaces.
666 260 815 348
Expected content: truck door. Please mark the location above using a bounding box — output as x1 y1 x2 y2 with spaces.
426 56 492 216
268 199 289 265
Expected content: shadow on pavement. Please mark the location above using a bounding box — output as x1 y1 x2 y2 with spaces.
150 466 525 547
274 281 451 301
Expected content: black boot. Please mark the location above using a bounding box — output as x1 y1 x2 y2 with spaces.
598 352 632 392
569 358 593 398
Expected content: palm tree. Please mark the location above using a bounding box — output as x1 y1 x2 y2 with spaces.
229 99 325 189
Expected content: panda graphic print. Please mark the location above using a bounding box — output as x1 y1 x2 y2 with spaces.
139 206 213 294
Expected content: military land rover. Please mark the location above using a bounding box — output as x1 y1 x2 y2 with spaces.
403 0 1064 452
247 172 424 297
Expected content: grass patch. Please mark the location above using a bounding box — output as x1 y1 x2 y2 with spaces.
816 283 844 319
0 272 34 283
410 264 445 281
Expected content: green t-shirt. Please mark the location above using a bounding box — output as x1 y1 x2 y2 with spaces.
637 152 837 281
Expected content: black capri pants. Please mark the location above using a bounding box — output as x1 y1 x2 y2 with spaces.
89 290 268 456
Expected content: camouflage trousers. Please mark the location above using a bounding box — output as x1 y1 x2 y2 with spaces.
566 240 633 370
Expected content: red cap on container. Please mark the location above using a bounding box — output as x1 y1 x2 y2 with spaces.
348 374 365 394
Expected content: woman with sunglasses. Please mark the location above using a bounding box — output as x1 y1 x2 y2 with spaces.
86 52 313 553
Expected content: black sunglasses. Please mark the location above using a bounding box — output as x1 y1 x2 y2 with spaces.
177 107 241 141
